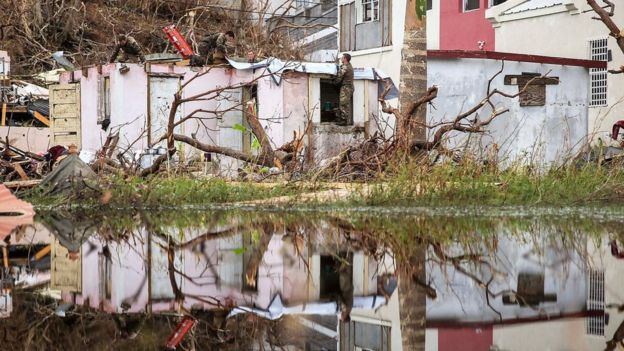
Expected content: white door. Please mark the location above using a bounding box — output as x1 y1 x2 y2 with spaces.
149 76 181 147
150 237 183 300
50 84 81 148
217 88 244 151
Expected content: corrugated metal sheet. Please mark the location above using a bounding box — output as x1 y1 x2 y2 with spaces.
501 0 563 15
28 99 49 117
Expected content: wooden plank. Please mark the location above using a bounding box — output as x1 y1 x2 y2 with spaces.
12 163 29 181
1 103 5 126
428 50 607 69
32 111 50 127
2 179 42 188
504 75 560 86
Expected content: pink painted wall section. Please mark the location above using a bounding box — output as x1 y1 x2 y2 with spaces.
0 127 50 154
280 73 309 148
438 327 493 351
440 0 495 51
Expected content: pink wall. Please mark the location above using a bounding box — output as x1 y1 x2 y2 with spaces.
438 327 493 351
440 0 495 51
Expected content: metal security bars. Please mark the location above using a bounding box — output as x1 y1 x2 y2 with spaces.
586 269 605 336
589 38 608 107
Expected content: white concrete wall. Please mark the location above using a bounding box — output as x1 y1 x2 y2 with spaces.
0 127 50 154
428 58 589 166
587 237 624 350
426 0 440 50
488 0 624 145
0 51 9 77
492 319 591 351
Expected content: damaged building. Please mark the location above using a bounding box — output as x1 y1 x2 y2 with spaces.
0 50 51 154
52 58 395 173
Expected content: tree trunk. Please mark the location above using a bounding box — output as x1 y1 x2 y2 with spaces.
398 245 427 351
397 0 428 150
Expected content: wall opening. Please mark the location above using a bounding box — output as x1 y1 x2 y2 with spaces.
320 79 352 125
242 84 258 154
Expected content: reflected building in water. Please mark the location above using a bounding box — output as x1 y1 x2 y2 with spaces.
19 214 624 350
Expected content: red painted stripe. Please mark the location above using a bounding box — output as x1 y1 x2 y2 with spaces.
428 50 607 69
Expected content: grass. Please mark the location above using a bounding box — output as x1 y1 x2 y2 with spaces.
23 174 320 209
21 159 624 209
349 160 624 207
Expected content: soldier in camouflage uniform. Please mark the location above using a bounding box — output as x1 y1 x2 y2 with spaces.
195 31 235 65
333 53 354 125
109 35 145 63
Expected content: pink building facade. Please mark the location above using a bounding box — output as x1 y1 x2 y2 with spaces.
439 0 500 51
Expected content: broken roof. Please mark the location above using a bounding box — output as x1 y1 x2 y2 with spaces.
227 57 400 99
501 0 564 15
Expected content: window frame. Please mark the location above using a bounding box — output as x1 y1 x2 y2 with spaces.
463 0 480 12
589 38 608 108
360 0 380 23
585 269 605 336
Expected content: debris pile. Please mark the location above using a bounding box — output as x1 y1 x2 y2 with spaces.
0 140 45 186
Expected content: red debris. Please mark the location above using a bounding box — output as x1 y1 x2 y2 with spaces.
163 25 194 59
165 316 196 350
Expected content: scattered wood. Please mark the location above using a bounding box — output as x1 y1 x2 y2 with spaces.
3 180 42 189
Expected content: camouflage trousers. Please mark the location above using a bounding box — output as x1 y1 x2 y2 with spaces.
338 86 353 125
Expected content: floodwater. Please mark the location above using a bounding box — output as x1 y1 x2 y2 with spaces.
1 208 622 351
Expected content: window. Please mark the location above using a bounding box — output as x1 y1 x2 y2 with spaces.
489 0 507 7
427 0 432 10
464 0 480 11
589 38 608 107
341 320 391 351
361 0 379 22
586 269 605 336
341 0 391 51
98 76 111 124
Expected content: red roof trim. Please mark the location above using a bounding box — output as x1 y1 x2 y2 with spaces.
427 310 603 328
428 50 607 69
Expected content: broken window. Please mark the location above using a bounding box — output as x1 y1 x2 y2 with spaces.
586 269 605 336
341 0 391 51
464 0 480 11
361 0 379 22
319 255 340 299
340 320 391 351
98 76 111 124
589 38 608 107
320 79 352 125
242 84 258 154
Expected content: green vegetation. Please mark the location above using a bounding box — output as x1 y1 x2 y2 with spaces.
24 174 320 210
21 159 624 210
350 161 624 207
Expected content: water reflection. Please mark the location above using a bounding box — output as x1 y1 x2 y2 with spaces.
0 210 622 350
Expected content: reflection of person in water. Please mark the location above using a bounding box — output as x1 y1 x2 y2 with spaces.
336 252 353 322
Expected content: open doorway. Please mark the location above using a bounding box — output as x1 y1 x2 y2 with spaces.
320 79 352 125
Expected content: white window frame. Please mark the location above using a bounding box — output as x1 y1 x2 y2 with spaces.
359 0 380 23
586 269 605 336
464 0 480 12
589 38 608 107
